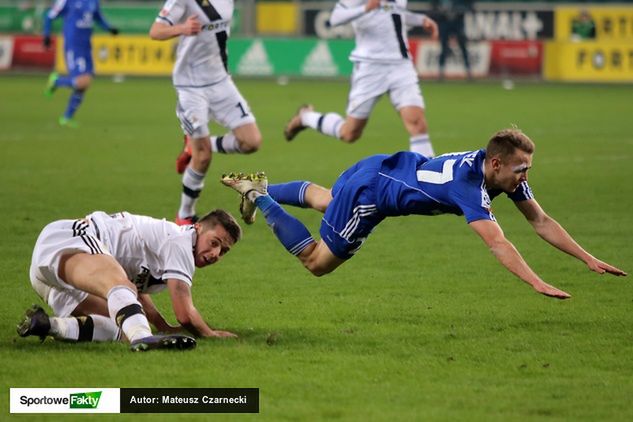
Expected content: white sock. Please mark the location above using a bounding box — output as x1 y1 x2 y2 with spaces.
409 134 435 157
211 132 242 154
303 111 343 139
49 317 79 341
106 286 151 343
49 315 120 342
91 314 121 341
301 111 321 128
179 167 205 218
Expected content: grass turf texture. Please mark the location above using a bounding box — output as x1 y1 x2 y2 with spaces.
1 75 632 420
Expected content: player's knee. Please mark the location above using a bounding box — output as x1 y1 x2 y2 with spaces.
74 75 92 90
305 263 333 277
339 129 362 143
192 154 211 171
238 133 262 154
407 116 428 134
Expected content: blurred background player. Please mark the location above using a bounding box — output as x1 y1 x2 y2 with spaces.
434 0 473 81
150 0 262 226
283 0 439 157
223 129 626 299
42 0 119 127
17 209 241 351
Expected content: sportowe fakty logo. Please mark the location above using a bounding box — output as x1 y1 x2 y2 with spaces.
20 391 102 409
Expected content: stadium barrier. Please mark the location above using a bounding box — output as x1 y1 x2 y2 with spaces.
44 35 542 79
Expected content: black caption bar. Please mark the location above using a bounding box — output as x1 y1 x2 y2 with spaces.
120 388 259 413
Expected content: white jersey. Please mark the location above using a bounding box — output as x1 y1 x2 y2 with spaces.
156 0 233 87
331 0 426 63
89 211 196 294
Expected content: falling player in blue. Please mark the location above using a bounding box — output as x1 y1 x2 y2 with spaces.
42 0 119 127
222 128 626 299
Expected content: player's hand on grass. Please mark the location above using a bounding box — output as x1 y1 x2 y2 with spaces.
533 282 571 299
586 257 627 277
209 329 238 338
182 15 201 36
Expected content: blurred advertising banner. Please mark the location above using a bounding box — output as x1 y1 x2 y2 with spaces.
555 6 633 41
53 36 355 77
55 35 176 76
409 40 542 79
229 38 354 77
0 35 13 69
0 4 241 35
489 40 543 75
544 41 633 82
47 36 542 79
411 40 492 79
12 34 53 68
546 5 633 82
256 2 297 35
303 6 553 40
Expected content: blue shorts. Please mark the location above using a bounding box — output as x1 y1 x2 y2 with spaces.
65 47 94 77
320 155 387 260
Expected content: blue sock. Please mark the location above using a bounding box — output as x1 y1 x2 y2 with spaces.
255 195 315 256
268 181 311 208
64 90 84 119
56 75 74 88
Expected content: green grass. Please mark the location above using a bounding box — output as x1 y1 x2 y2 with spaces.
1 75 632 421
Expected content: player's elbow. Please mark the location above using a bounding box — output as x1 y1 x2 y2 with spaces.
149 24 165 41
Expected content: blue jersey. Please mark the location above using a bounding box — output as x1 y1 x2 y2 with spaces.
44 0 113 50
375 150 534 222
319 150 534 259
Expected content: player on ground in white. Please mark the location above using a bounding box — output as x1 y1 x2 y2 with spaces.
17 209 241 351
149 0 262 226
284 0 438 157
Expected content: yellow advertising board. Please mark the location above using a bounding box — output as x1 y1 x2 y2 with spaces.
56 35 177 75
544 40 633 82
556 6 633 41
256 2 297 34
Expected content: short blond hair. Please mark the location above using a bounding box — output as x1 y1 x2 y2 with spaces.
486 128 535 159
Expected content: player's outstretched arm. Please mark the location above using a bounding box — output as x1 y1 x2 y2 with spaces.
469 219 571 299
149 15 201 40
404 12 439 40
138 293 183 334
329 0 380 27
167 279 237 338
515 199 627 277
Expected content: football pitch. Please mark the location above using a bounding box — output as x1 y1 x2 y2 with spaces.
1 75 632 420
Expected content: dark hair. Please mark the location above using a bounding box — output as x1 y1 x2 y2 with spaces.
198 209 242 243
486 128 535 160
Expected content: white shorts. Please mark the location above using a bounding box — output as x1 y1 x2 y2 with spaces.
346 60 425 119
29 219 110 316
175 76 256 138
